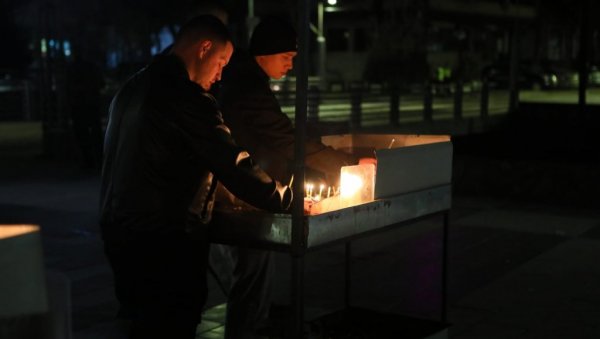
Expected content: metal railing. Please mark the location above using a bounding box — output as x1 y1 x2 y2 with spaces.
275 78 508 130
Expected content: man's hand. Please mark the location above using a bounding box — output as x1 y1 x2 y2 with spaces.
304 198 313 215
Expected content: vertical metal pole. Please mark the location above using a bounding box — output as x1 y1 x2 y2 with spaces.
441 212 449 323
307 86 320 123
480 77 489 119
291 0 310 337
508 21 520 114
453 79 463 120
344 242 352 309
423 81 433 122
317 1 327 90
23 80 33 121
454 28 465 121
578 0 590 115
40 3 54 158
246 0 256 46
389 83 400 126
350 88 362 129
248 0 254 17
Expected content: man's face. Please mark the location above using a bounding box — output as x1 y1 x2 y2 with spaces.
194 40 234 90
256 51 297 79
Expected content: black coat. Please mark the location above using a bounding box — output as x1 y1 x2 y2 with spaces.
219 52 357 185
100 54 291 238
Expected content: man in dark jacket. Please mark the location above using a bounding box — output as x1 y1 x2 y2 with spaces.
220 19 355 186
218 17 357 338
100 16 291 339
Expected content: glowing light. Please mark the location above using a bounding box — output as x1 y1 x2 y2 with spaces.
340 173 363 198
272 84 281 91
0 224 39 239
327 0 337 5
40 38 47 56
307 163 375 215
63 40 71 57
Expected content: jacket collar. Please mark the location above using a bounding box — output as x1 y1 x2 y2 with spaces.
249 57 270 83
151 54 192 82
232 51 270 83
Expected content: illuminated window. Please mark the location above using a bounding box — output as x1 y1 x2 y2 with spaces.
150 26 177 55
41 38 47 57
63 40 71 57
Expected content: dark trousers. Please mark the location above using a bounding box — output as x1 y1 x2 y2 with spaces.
104 228 209 339
210 245 273 339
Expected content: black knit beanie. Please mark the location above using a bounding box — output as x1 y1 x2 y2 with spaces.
250 17 297 56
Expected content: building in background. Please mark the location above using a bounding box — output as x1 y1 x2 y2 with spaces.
4 0 600 124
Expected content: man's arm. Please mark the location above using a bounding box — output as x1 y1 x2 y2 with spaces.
224 88 357 184
171 93 291 212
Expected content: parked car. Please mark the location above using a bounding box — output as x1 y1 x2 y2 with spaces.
543 61 579 89
481 61 559 90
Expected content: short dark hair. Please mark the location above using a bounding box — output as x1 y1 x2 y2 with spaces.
173 15 231 48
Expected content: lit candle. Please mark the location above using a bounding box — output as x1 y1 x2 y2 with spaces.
318 184 324 200
327 186 331 198
388 138 396 149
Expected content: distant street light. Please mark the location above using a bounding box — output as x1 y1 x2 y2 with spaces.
312 0 337 89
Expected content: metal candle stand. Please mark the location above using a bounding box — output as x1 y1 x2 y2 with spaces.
210 134 453 338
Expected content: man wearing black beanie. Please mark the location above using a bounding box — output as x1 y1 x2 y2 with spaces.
218 16 357 338
249 16 297 58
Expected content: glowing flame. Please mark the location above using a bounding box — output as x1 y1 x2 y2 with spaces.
340 173 363 198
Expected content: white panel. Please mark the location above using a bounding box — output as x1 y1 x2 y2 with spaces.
375 141 453 198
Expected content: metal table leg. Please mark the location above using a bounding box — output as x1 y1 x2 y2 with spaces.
441 212 449 323
344 242 352 309
291 254 304 339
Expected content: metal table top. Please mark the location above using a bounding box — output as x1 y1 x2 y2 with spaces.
208 184 451 251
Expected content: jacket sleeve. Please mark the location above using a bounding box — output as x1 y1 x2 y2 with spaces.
170 94 292 212
224 86 357 184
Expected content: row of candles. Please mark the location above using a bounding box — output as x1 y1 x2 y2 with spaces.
304 172 365 201
304 183 339 201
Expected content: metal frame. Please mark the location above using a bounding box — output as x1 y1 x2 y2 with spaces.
210 185 451 250
210 185 451 337
292 1 310 335
341 211 449 324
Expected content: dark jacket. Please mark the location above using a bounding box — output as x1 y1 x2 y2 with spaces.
100 54 291 237
218 52 357 185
